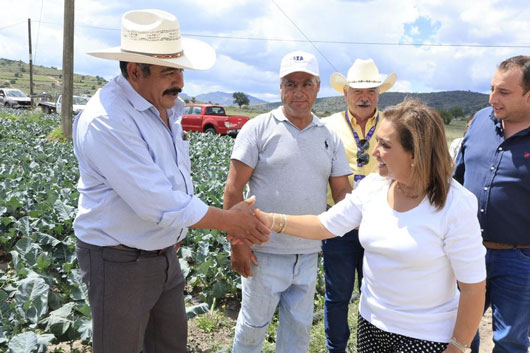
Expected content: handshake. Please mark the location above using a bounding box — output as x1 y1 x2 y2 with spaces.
224 196 278 247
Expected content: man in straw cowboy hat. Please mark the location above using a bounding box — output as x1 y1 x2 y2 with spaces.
321 58 396 352
73 9 270 353
224 50 352 352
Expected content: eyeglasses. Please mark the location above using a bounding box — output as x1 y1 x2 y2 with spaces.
356 139 370 166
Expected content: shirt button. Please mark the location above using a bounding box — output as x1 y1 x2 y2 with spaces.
498 147 503 151
490 166 495 171
481 229 484 232
480 208 484 212
484 187 488 191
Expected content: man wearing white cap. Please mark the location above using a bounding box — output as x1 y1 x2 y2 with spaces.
224 51 352 352
73 9 270 353
321 59 396 352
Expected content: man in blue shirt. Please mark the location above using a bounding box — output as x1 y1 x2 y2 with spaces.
454 55 530 353
73 9 269 353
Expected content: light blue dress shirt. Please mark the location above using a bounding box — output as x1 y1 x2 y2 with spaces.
73 75 208 250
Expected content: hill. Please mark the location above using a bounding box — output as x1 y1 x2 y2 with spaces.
250 90 489 116
188 91 267 106
0 58 107 99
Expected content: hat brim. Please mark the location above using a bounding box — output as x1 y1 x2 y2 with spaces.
330 72 396 94
87 37 216 71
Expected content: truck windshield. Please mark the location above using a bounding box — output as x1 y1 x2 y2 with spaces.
7 90 27 97
73 97 88 105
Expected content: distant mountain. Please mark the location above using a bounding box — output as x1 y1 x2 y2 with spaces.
249 90 489 116
181 91 268 106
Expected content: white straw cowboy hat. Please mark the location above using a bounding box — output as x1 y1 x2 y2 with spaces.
330 59 396 94
88 9 216 71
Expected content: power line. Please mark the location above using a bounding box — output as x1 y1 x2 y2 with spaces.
33 0 45 63
6 19 530 49
270 0 338 71
183 33 530 49
0 20 26 30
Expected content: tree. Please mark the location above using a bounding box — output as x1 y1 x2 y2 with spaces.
438 109 453 125
233 92 250 108
449 106 464 119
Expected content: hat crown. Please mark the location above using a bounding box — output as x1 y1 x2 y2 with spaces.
121 9 182 55
347 59 381 84
279 50 319 78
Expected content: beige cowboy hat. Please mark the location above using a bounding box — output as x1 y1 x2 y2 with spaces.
330 58 396 94
88 9 215 71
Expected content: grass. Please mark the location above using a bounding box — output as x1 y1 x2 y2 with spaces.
0 58 107 99
444 118 468 143
186 268 361 353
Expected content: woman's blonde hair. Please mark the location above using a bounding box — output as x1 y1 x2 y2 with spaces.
383 99 453 210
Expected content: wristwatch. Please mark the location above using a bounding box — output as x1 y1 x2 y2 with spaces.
449 337 471 353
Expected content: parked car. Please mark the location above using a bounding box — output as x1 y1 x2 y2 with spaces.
0 88 32 109
181 104 249 136
38 95 88 115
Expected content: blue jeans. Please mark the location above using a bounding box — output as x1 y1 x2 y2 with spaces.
471 248 530 353
322 229 364 353
232 252 318 353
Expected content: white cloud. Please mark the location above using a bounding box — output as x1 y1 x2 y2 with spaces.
1 0 528 102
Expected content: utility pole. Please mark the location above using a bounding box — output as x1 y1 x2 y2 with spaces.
61 0 75 139
28 18 34 105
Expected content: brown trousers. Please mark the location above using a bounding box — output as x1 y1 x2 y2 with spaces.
76 239 187 353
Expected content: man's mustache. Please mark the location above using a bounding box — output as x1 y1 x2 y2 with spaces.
357 100 371 107
163 87 182 95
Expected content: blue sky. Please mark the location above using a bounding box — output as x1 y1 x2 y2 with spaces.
1 0 529 102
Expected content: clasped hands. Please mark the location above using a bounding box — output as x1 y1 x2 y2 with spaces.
227 196 276 246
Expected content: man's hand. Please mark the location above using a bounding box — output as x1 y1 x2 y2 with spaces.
225 196 270 246
231 242 258 278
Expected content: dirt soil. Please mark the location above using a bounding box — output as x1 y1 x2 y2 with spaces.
43 305 530 353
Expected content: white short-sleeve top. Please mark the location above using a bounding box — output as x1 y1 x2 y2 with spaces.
318 173 486 342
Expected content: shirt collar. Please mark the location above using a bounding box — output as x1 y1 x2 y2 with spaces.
347 109 379 126
116 75 152 112
273 106 323 127
115 75 185 120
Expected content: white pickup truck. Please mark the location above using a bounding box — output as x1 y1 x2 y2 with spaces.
38 95 88 115
0 88 32 109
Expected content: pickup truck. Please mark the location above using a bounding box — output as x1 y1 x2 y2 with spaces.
38 95 88 115
181 104 249 136
0 88 32 109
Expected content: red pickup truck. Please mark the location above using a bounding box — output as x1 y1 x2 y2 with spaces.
181 104 249 136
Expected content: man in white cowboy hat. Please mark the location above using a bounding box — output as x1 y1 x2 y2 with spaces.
73 9 270 353
321 58 396 353
224 50 352 352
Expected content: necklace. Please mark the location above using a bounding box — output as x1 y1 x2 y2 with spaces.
395 181 420 199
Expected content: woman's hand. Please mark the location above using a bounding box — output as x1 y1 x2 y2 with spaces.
254 208 275 231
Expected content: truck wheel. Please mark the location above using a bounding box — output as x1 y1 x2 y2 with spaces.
204 127 216 134
5 103 10 108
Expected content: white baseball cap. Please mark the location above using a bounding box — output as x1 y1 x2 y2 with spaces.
279 51 319 78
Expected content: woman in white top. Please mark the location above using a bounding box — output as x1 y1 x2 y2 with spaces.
255 99 486 353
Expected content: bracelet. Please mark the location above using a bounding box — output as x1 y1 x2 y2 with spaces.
278 213 287 233
449 337 470 353
271 213 276 231
277 214 284 233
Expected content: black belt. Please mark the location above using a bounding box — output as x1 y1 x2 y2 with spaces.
109 244 167 256
483 241 530 250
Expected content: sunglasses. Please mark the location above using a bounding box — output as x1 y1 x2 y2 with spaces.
356 139 370 166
